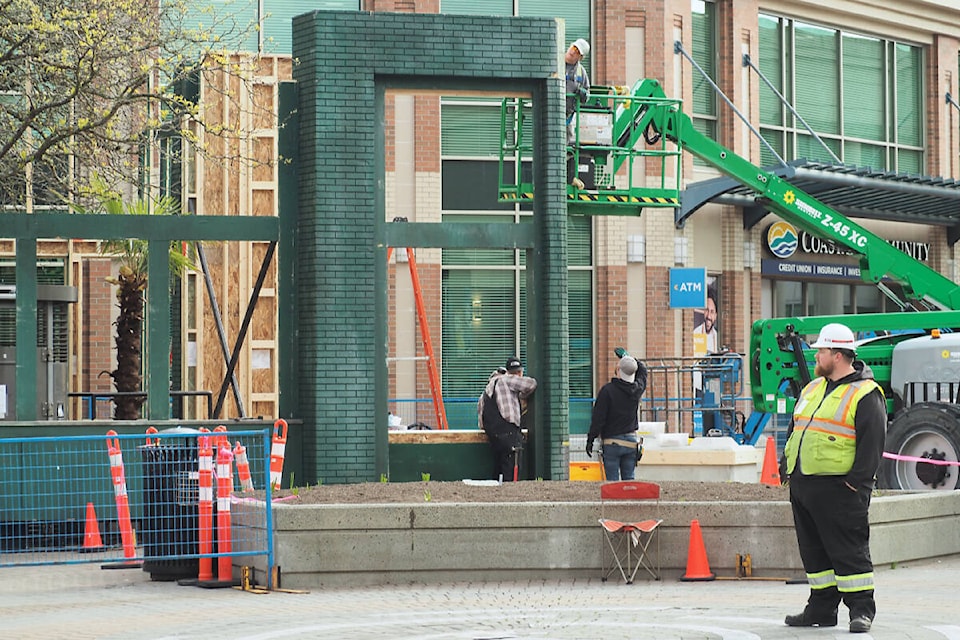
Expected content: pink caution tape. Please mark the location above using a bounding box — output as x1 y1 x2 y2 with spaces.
882 451 960 466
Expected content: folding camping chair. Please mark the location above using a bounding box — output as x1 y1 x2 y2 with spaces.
598 480 662 583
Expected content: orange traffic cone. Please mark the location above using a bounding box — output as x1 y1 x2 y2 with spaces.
760 436 782 487
81 502 104 552
680 519 715 581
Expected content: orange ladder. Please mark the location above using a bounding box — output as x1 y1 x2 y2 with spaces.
387 246 449 430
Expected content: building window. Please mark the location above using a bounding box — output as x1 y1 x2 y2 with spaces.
440 160 594 416
439 0 591 159
758 14 924 171
437 2 595 423
691 0 718 158
772 279 904 319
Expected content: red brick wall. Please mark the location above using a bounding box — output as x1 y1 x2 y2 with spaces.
80 258 114 419
927 35 960 178
721 269 745 354
644 266 675 355
593 265 628 389
416 96 440 173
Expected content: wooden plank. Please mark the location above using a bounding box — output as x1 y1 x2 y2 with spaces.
389 430 490 444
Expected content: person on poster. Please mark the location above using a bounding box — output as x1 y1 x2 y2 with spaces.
693 285 719 354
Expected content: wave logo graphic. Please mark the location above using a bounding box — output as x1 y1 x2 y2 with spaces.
767 221 798 259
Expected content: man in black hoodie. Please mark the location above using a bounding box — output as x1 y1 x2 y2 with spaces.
586 352 647 480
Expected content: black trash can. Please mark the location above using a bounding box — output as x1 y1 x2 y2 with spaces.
139 427 201 581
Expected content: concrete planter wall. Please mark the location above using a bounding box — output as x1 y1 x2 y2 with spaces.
234 492 960 589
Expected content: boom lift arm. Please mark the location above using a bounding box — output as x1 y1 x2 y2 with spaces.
503 77 960 310
637 78 960 311
501 76 960 489
501 77 960 419
627 78 960 418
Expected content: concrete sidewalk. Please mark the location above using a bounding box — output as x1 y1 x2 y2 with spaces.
2 556 959 639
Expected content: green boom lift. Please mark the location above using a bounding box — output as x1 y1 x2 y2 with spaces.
499 78 960 491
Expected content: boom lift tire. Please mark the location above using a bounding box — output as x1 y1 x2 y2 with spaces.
878 402 960 491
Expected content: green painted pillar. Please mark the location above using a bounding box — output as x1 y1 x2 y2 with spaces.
291 10 566 483
15 238 38 421
147 240 170 419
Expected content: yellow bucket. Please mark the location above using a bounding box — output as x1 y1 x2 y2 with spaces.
569 461 603 481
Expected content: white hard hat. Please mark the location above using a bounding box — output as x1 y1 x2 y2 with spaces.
810 323 857 352
571 38 590 57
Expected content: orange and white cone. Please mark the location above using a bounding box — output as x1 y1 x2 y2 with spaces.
760 436 782 486
680 519 716 581
81 502 104 552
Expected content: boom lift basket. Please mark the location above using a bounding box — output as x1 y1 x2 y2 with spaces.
498 82 684 215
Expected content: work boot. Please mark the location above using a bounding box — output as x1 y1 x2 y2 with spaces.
849 616 872 633
784 610 838 627
571 177 585 190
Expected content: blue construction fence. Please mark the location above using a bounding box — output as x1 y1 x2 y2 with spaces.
0 428 273 582
390 394 787 447
389 397 595 433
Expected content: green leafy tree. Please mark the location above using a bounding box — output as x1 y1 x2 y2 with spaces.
0 0 264 207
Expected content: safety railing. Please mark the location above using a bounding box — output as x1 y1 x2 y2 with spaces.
388 396 595 432
0 428 273 583
641 354 750 439
68 390 215 420
497 86 684 212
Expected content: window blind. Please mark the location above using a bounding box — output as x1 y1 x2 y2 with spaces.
794 22 839 136
842 34 884 141
758 15 785 127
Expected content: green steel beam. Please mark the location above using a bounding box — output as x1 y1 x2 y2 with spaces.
6 212 277 423
147 241 171 419
15 239 38 421
383 221 538 249
0 213 279 241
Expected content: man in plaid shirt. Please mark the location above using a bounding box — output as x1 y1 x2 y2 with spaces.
478 357 538 481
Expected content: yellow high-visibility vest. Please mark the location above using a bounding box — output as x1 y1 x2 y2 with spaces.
785 377 882 476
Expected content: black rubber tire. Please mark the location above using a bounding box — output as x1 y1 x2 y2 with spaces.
878 402 960 490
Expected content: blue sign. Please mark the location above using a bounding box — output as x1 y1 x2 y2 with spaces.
669 268 707 308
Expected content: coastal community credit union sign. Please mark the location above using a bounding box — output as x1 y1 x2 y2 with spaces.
763 221 930 279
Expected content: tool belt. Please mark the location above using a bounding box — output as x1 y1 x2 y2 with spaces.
601 437 639 449
601 435 644 465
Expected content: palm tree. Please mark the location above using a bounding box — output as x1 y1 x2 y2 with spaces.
79 194 195 419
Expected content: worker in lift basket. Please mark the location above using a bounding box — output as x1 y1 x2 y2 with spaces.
781 322 886 634
565 38 590 189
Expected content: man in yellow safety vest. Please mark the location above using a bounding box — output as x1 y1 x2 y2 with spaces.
782 322 886 634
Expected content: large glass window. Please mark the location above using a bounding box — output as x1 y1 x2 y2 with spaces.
771 280 904 319
439 1 590 158
441 160 594 405
438 2 594 419
758 15 923 171
691 0 718 150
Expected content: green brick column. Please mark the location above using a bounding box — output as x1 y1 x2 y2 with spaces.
291 10 567 483
528 77 570 480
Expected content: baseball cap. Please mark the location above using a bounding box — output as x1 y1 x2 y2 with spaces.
505 357 523 372
618 355 638 383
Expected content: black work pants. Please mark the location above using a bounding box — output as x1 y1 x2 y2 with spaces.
485 424 523 482
789 474 876 620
